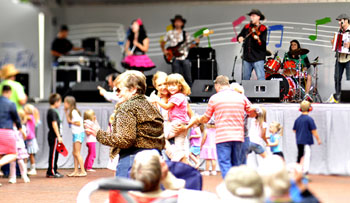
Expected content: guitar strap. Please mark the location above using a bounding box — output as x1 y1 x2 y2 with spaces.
178 30 186 46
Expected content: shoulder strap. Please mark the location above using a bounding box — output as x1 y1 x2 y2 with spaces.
181 30 187 44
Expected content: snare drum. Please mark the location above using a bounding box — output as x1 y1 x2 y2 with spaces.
266 74 297 100
265 59 281 74
283 60 297 76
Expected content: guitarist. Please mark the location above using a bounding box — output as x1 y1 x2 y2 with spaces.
161 15 199 87
237 9 267 80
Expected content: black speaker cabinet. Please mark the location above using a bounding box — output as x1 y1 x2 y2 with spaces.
191 59 217 81
68 81 107 102
190 80 216 102
15 73 29 96
242 80 281 102
341 81 350 102
187 47 216 60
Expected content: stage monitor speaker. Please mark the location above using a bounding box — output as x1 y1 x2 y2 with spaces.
242 80 280 102
341 81 350 102
190 80 216 102
68 81 107 102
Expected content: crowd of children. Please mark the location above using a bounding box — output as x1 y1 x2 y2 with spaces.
0 71 322 188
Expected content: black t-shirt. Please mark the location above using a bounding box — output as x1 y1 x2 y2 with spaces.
47 108 61 138
128 32 147 54
51 37 73 61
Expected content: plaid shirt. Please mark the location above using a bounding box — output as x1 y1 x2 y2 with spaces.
164 29 192 60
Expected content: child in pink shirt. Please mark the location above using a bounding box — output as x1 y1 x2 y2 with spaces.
153 73 192 164
83 109 98 172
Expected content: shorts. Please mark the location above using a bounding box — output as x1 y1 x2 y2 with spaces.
249 142 265 154
73 132 85 143
190 146 200 156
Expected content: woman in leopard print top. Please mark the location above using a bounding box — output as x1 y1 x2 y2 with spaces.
84 70 165 177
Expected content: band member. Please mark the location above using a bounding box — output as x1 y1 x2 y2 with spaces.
161 15 199 87
237 9 267 80
333 14 350 101
51 25 83 62
283 40 312 100
121 18 155 71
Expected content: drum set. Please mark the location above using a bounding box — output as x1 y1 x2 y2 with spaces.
264 48 322 102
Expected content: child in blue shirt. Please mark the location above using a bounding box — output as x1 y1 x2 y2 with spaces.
293 101 321 174
267 121 284 158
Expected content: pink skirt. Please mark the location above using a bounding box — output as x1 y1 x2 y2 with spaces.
0 129 16 154
121 54 156 71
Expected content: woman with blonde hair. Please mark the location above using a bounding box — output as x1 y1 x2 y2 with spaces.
151 73 193 164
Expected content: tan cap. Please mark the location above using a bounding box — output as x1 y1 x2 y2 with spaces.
0 64 19 79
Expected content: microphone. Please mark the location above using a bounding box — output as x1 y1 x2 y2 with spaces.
274 51 279 59
314 56 319 62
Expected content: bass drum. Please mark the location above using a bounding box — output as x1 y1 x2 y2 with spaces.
266 74 297 100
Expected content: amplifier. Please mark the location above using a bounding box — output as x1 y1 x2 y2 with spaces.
341 81 350 102
190 59 217 81
68 81 107 102
242 80 280 102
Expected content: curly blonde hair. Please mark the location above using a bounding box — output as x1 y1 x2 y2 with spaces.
166 73 191 96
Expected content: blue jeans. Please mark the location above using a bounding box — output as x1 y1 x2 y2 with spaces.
116 154 135 178
216 141 243 178
240 136 250 165
249 142 265 154
334 60 350 96
243 60 265 80
172 59 192 87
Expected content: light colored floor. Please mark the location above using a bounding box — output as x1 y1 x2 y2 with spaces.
1 169 350 202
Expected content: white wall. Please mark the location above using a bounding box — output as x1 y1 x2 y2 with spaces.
47 2 350 101
0 0 40 98
3 1 348 100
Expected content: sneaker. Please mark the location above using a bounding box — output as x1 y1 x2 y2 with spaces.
46 173 64 178
0 171 4 177
9 177 16 184
27 169 37 176
210 171 217 176
86 169 96 172
23 176 30 183
201 171 210 176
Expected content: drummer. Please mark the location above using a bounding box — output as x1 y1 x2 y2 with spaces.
283 39 313 100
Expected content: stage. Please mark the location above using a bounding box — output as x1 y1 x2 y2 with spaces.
33 102 350 176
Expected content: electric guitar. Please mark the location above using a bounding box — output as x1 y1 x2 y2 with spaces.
164 29 213 64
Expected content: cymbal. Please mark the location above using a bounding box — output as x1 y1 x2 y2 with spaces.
290 48 309 56
310 62 323 66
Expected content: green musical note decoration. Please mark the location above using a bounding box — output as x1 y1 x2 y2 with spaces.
193 27 212 47
309 17 331 41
